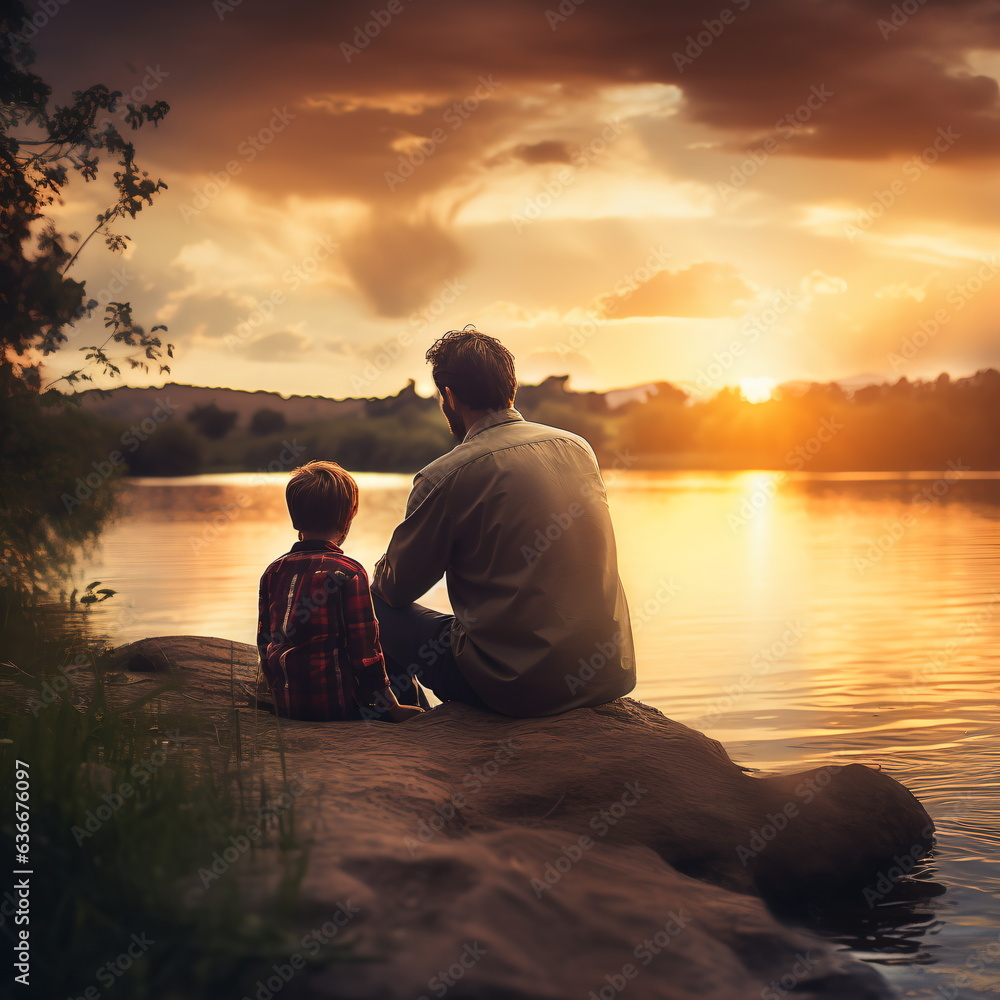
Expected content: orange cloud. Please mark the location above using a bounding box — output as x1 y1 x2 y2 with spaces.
613 263 756 318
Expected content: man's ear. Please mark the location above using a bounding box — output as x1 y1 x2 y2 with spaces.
441 386 456 409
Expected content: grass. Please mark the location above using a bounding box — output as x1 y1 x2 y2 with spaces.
0 596 348 1000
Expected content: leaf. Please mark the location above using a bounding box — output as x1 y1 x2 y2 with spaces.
85 580 101 590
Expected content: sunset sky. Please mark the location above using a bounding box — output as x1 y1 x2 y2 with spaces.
31 0 1000 399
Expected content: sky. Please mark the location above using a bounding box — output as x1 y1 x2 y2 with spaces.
26 0 1000 399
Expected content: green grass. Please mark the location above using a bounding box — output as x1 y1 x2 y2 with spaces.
0 604 347 999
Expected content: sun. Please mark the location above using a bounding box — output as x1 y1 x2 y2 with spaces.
738 377 777 404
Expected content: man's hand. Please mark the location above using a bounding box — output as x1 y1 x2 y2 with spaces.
389 704 425 723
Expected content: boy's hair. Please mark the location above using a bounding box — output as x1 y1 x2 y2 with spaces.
286 461 359 536
425 324 516 411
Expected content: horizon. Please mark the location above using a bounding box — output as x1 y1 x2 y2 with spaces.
65 365 996 408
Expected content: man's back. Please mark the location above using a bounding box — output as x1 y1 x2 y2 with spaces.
373 408 635 716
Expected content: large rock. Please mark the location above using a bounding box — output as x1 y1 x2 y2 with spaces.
111 636 934 1000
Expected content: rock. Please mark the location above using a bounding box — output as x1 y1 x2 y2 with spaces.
110 636 933 999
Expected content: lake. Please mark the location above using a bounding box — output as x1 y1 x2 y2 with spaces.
81 469 1000 998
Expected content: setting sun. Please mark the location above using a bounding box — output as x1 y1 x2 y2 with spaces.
738 377 777 404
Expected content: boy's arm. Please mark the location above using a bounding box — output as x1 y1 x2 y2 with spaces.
372 474 453 607
341 568 420 721
256 570 271 667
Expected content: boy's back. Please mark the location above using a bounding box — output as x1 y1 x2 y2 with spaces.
255 458 422 724
257 538 390 720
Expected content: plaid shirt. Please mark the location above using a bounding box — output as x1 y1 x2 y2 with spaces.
257 539 390 720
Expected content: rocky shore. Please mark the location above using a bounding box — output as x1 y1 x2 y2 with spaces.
111 635 934 1000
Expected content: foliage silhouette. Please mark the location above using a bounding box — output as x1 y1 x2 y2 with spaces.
249 406 287 437
0 2 171 594
187 402 238 440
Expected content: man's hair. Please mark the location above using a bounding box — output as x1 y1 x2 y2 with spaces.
286 460 359 536
425 324 516 411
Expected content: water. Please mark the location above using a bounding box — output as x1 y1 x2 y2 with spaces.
82 470 1000 998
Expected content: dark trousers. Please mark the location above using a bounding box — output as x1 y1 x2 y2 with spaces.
372 595 487 710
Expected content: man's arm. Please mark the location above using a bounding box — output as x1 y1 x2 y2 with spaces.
372 473 454 607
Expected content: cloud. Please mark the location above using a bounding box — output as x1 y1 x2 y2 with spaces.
341 214 468 316
612 262 756 318
802 270 848 295
239 330 313 361
512 141 573 164
518 347 594 384
28 0 1000 396
40 0 1000 210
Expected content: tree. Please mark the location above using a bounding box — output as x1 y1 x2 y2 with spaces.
1 5 172 390
250 406 287 436
128 423 203 476
187 402 238 439
0 4 171 594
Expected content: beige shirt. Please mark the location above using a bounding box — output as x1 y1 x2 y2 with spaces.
372 407 635 716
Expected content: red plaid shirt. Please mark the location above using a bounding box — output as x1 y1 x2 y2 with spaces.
257 539 390 720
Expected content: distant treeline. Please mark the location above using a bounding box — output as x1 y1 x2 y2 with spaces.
67 369 1000 476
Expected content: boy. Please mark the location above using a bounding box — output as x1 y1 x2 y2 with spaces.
255 460 423 723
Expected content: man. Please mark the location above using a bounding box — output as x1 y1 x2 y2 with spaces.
372 325 635 717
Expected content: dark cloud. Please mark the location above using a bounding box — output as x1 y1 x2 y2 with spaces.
613 262 755 318
29 0 1000 316
341 215 468 317
36 0 1000 189
513 141 573 164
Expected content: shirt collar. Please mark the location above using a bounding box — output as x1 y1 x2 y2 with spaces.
463 407 524 443
290 538 343 553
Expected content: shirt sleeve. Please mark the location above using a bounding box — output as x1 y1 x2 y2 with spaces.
341 567 391 699
372 473 454 607
256 569 271 666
